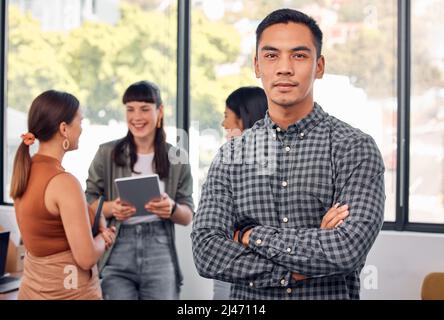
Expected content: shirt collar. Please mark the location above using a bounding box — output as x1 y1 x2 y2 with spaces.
262 102 327 136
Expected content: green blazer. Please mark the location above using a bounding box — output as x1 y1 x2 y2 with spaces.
85 139 194 291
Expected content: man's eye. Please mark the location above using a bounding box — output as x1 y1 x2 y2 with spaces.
265 53 277 59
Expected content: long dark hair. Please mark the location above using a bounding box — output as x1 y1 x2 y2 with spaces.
226 86 268 129
10 90 79 199
113 81 169 179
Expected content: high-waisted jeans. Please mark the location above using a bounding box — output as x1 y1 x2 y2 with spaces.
101 221 177 300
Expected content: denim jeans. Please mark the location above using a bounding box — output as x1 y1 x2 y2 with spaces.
101 221 178 300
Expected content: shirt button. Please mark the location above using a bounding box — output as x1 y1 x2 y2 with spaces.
276 127 282 132
282 181 288 187
249 282 254 287
280 279 286 286
255 239 262 246
283 217 289 223
287 288 292 294
285 146 291 152
286 248 292 253
299 132 305 139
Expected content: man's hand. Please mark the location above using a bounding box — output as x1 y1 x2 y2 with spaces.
320 203 349 229
292 273 307 281
234 228 254 247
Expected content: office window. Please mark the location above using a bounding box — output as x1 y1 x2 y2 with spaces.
189 0 397 221
409 0 444 224
5 0 177 201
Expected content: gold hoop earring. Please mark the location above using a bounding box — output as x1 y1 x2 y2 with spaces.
62 139 70 151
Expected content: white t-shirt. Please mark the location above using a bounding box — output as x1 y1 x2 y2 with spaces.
123 153 166 225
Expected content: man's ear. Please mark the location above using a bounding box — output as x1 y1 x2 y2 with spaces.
254 55 260 79
315 55 325 79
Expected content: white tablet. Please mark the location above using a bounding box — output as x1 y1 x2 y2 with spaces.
115 174 162 216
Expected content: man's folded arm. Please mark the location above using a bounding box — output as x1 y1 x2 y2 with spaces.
247 136 386 277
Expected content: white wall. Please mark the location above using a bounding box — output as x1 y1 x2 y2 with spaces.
360 230 444 300
2 204 443 300
176 224 213 299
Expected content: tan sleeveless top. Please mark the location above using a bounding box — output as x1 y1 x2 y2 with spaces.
15 154 93 257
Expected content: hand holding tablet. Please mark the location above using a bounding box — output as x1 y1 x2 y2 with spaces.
114 174 162 216
145 193 176 219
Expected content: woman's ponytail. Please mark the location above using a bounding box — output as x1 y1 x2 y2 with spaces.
10 141 33 199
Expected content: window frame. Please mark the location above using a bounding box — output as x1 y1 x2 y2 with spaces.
2 0 444 233
177 0 190 152
1 0 6 206
381 0 444 233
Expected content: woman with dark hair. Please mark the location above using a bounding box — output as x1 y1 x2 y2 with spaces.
221 86 268 139
86 80 194 300
11 90 116 300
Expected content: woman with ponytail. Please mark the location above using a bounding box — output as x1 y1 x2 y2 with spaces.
86 81 194 300
11 90 116 300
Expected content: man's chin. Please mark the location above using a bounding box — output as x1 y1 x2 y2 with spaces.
272 98 299 109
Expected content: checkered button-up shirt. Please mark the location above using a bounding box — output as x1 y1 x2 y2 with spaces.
191 103 385 300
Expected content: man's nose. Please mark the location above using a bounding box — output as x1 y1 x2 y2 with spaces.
276 56 294 76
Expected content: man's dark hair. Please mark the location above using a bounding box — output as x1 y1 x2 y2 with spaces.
256 8 323 58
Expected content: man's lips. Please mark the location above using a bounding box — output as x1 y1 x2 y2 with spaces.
273 82 299 92
273 81 298 87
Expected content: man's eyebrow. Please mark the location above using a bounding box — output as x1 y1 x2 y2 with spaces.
260 45 312 52
290 46 312 52
261 45 279 52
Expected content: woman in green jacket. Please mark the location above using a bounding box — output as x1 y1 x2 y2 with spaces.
86 81 194 300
